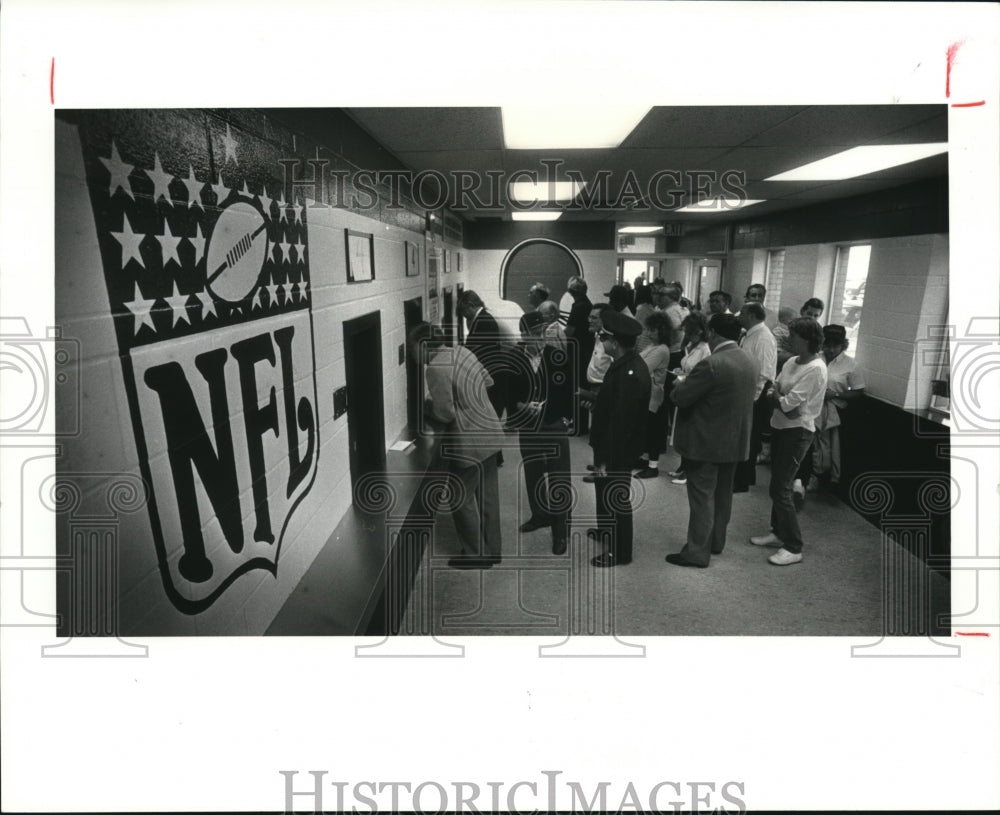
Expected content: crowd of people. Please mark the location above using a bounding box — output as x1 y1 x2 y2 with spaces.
407 275 865 571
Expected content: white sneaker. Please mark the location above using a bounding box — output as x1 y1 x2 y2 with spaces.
749 532 782 547
768 548 803 566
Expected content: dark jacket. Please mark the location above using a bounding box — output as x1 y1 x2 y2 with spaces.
671 342 758 463
507 344 575 432
589 349 651 472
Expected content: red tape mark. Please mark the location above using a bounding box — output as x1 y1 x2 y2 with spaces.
955 632 990 637
946 41 963 97
952 101 986 108
50 57 55 105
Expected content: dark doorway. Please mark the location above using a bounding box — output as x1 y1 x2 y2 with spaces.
456 283 465 344
442 286 454 346
403 296 423 436
343 312 386 492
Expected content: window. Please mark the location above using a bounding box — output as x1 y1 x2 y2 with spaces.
763 249 785 314
830 244 871 355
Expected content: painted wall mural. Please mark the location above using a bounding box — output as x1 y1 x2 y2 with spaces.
72 111 320 614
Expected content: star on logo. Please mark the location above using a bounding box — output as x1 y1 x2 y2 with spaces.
252 288 265 311
110 212 146 270
195 289 217 319
265 276 281 308
181 166 205 210
276 194 288 223
240 181 254 200
123 282 157 335
188 223 206 266
145 152 175 206
299 280 309 301
292 201 303 224
100 140 135 200
222 123 239 165
156 220 183 268
295 238 306 263
258 186 274 218
211 172 231 205
165 282 192 327
279 238 292 262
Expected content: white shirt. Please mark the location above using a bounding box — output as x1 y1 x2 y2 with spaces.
771 356 828 432
587 335 612 384
680 341 711 373
825 351 865 410
740 321 778 400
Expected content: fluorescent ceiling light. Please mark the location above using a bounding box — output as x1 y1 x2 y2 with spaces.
674 198 765 213
618 225 663 234
765 143 948 181
511 212 562 222
508 180 585 204
502 106 651 149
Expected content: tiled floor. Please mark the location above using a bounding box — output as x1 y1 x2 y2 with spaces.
270 433 950 638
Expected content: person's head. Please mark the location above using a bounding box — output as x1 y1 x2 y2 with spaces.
800 297 825 321
634 284 653 307
588 302 610 333
822 324 849 361
708 290 732 315
457 290 484 321
681 310 709 346
671 281 684 294
738 301 766 330
605 284 631 311
663 285 681 304
528 282 549 307
537 300 559 324
777 306 797 326
518 310 546 349
706 313 742 349
567 276 588 296
789 317 824 355
650 280 670 307
598 309 642 355
644 311 672 346
745 283 766 304
407 321 445 364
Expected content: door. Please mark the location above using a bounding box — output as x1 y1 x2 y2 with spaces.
455 283 465 344
343 312 386 492
403 296 423 435
442 286 454 346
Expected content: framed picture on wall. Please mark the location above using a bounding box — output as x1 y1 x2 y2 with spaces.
345 229 375 283
405 240 419 277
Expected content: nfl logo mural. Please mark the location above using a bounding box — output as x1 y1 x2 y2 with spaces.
77 112 319 615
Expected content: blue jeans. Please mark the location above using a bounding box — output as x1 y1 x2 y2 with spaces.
769 427 815 554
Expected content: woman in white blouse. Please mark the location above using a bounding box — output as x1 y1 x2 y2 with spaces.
750 318 828 566
635 311 674 478
665 311 711 484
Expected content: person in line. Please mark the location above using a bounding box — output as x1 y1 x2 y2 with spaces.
749 317 827 566
775 297 825 504
661 285 686 369
563 275 593 434
635 311 674 479
458 289 510 465
508 312 574 555
579 303 612 485
409 322 503 569
811 323 866 487
635 279 666 353
666 310 713 486
733 302 777 492
537 300 567 351
587 310 650 567
664 314 757 569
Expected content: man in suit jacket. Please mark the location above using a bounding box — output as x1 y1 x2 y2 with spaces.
666 313 758 568
458 289 509 464
588 309 651 567
409 322 504 569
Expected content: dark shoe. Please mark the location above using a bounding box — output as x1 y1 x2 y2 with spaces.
582 474 596 483
665 553 708 568
519 516 548 533
448 556 495 569
635 467 659 479
552 538 567 555
667 469 685 479
592 553 629 567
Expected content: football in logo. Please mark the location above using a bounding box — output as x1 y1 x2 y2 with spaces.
206 201 269 303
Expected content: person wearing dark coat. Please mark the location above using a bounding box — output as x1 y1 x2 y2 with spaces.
458 289 509 464
665 313 758 568
563 275 593 434
587 309 651 567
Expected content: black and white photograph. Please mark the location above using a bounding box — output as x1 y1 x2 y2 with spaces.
1 2 997 813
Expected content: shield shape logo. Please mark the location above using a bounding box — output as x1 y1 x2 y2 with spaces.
78 114 319 614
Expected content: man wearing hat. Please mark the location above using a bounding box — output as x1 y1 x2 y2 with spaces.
813 323 865 486
604 284 635 317
587 309 651 567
